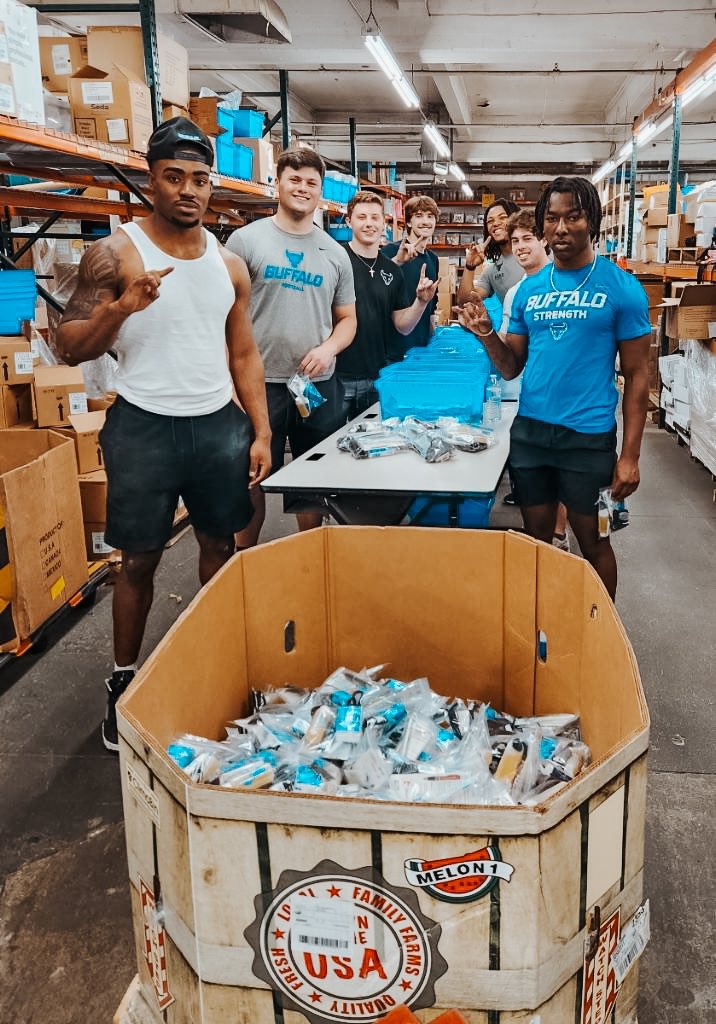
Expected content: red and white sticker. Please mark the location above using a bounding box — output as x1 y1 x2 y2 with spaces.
245 861 447 1024
581 907 620 1024
140 877 175 1012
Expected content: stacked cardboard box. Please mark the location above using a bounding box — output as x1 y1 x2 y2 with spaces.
0 430 88 652
0 0 44 125
685 337 716 474
0 335 36 428
658 352 690 431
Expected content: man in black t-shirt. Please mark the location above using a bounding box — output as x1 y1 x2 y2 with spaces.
336 191 440 420
382 194 440 359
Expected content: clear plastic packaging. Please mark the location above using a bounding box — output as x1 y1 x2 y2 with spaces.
287 372 327 418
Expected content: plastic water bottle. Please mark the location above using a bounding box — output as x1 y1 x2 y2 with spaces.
483 374 502 425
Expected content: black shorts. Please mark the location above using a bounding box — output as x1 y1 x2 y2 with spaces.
100 396 252 552
509 414 617 516
266 375 345 472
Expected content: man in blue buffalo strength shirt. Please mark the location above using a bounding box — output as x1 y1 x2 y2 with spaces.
457 177 650 599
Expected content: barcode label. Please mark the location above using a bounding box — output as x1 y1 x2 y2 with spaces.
611 900 650 985
296 934 350 949
14 352 33 375
292 895 355 953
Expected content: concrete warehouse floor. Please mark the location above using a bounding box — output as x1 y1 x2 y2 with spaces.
0 420 714 1024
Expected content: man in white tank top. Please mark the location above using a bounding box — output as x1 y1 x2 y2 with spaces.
56 117 271 752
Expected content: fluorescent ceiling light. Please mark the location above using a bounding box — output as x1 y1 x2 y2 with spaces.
461 182 474 198
680 70 716 109
433 160 449 176
617 140 633 160
423 121 451 159
592 159 617 185
364 30 419 109
448 162 465 181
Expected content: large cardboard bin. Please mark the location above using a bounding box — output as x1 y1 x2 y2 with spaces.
0 430 88 650
119 528 649 1024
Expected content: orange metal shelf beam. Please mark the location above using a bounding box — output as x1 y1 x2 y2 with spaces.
633 38 716 133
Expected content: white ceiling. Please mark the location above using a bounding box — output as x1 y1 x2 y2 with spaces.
39 0 716 182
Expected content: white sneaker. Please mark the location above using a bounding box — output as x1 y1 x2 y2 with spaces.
552 532 570 552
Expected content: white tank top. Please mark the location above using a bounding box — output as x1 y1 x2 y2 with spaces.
113 222 235 416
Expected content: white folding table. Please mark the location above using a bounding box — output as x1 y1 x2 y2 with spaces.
262 403 518 526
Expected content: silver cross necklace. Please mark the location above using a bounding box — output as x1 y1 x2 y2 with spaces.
352 250 379 277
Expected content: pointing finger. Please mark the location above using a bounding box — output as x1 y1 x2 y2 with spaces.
157 267 174 277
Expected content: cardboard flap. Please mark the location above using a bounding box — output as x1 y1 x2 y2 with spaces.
70 63 108 80
111 62 145 84
34 364 85 387
68 410 106 433
659 283 716 310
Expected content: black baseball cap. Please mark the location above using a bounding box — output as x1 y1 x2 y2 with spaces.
146 116 214 168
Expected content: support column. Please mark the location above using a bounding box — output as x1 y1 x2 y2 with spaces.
139 0 162 128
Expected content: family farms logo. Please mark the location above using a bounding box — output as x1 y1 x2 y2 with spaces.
403 845 514 904
245 861 447 1023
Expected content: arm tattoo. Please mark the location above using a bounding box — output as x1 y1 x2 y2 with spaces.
60 242 121 323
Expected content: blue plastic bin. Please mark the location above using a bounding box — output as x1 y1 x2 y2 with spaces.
217 106 264 139
0 270 37 334
327 224 352 242
407 494 495 528
375 369 488 422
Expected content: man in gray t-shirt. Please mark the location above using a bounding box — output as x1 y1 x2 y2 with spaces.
226 147 356 544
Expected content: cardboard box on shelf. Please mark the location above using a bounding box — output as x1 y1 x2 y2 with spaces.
86 26 189 108
39 34 87 93
0 429 88 651
641 207 668 228
87 393 116 413
0 383 35 428
0 338 33 385
161 102 189 121
188 96 227 138
0 0 44 125
661 282 716 341
118 527 649 1024
236 136 275 184
666 213 694 249
55 410 106 475
69 64 153 152
33 364 87 427
639 242 660 263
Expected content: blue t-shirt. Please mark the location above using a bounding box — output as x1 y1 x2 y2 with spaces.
508 256 650 432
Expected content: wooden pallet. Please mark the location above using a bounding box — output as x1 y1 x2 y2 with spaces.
667 247 699 264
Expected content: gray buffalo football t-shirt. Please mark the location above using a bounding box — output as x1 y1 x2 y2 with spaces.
226 218 355 382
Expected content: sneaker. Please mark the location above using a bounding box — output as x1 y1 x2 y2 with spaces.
502 491 517 506
101 669 136 752
552 532 571 552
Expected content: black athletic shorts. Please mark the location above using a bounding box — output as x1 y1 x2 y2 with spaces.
266 375 345 472
100 396 252 552
509 414 617 516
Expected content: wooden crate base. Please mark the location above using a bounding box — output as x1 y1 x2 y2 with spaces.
113 976 158 1024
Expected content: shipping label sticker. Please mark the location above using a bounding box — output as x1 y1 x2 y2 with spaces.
50 576 65 601
69 391 88 415
81 81 114 107
13 352 33 376
140 876 175 1011
126 763 160 827
245 860 447 1024
581 907 620 1024
612 900 650 985
51 43 72 76
404 844 514 904
92 531 114 556
106 117 129 143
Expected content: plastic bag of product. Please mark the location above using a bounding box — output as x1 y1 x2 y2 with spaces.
399 418 453 463
437 418 496 452
340 430 411 459
287 372 326 418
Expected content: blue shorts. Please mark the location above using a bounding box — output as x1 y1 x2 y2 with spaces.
100 396 252 552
